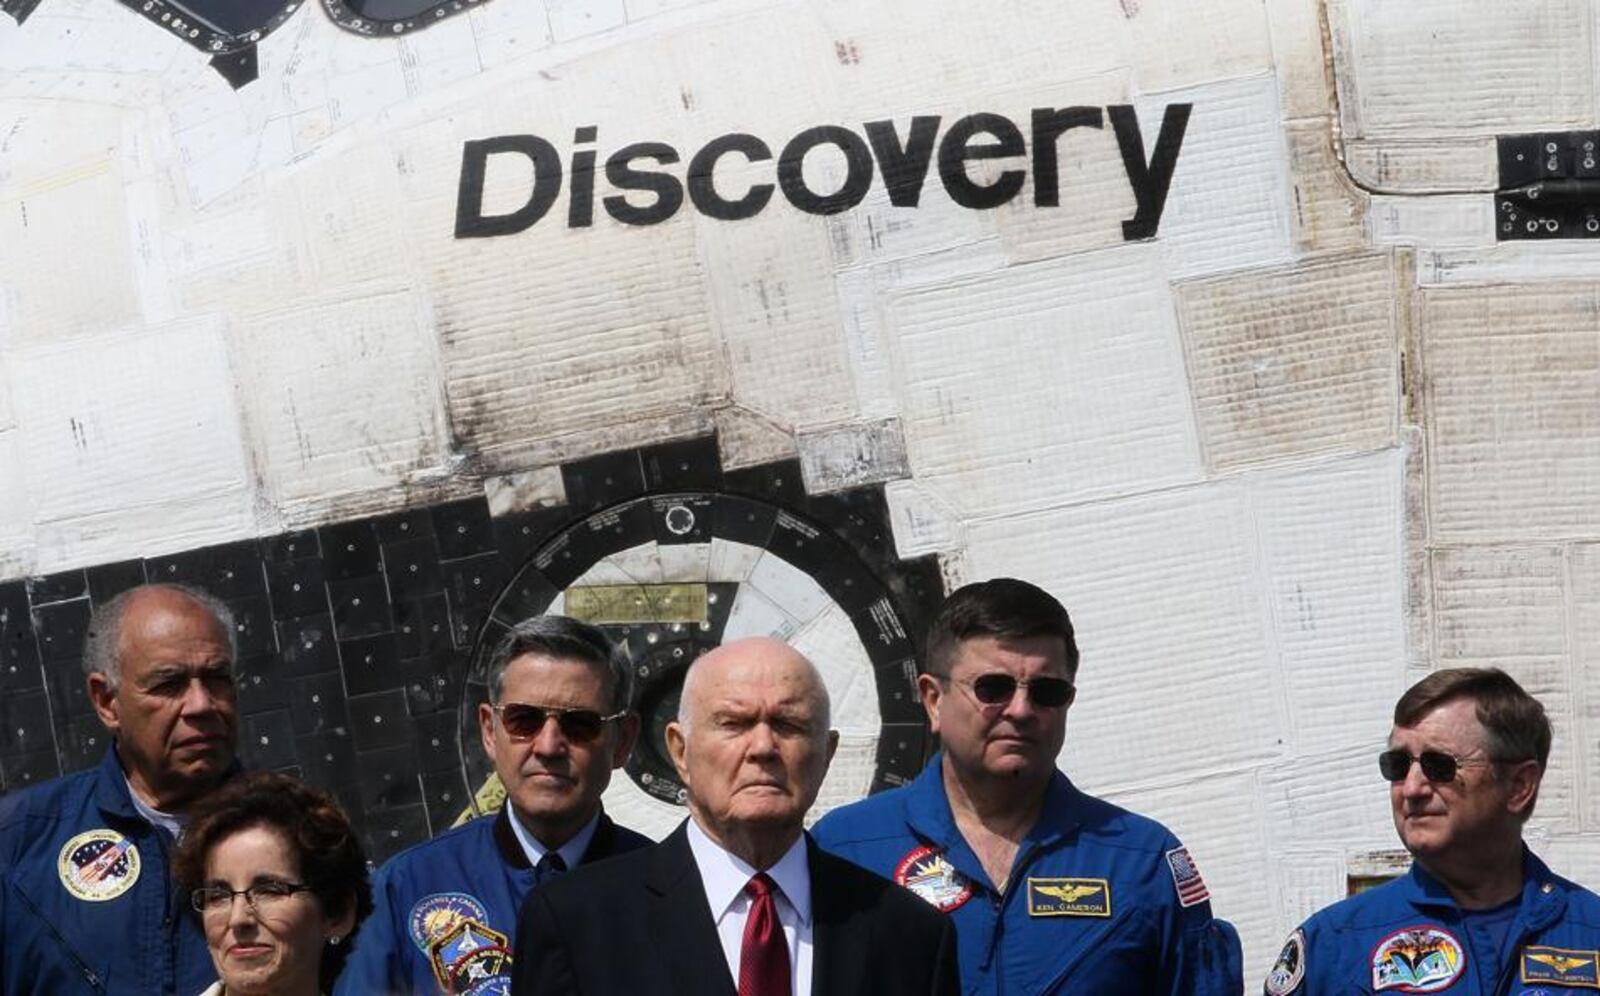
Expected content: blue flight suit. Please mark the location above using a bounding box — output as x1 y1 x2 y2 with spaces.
336 807 650 995
1264 850 1600 996
812 754 1243 996
0 745 216 996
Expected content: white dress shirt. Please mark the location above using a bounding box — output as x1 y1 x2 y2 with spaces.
685 818 813 996
506 806 599 871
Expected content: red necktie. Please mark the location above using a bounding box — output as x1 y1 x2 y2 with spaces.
738 873 791 996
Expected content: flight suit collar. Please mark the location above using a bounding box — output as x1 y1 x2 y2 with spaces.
94 741 244 830
903 752 1084 855
1402 847 1567 931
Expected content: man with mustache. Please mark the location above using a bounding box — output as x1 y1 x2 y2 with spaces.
1262 668 1600 995
812 578 1242 995
337 615 650 995
0 583 242 995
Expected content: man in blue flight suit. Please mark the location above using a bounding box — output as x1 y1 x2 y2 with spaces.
813 577 1243 995
337 614 652 995
0 583 241 996
1263 668 1600 996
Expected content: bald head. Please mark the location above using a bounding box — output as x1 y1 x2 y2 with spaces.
677 637 830 731
84 583 236 691
666 637 838 868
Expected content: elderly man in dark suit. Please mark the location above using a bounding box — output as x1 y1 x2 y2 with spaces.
512 636 959 996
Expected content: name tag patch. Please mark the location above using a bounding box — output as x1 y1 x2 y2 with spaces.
1027 877 1110 917
1521 946 1600 988
894 845 975 913
57 829 140 902
1371 926 1465 992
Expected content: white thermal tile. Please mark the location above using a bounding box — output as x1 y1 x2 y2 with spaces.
600 777 683 841
713 408 799 472
658 542 711 583
1253 451 1408 753
831 268 900 423
548 0 628 43
0 164 141 342
486 468 567 517
1174 254 1400 472
1138 74 1295 279
1123 0 1273 91
1265 0 1335 119
882 479 962 560
1273 854 1348 940
746 550 832 628
1537 835 1600 894
1422 243 1600 286
0 429 33 579
1368 195 1496 250
797 419 909 495
13 320 255 571
1420 285 1600 541
1332 0 1593 139
887 243 1203 519
966 480 1279 780
1262 749 1394 852
596 541 667 586
721 584 802 643
791 602 880 737
806 734 877 822
1107 771 1276 984
1559 544 1600 833
707 537 762 585
1343 139 1500 194
469 0 556 69
1431 547 1567 663
1285 124 1367 257
697 209 858 432
230 291 450 519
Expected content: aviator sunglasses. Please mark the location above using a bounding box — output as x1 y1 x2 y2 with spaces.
494 703 627 743
952 673 1076 709
1376 747 1494 784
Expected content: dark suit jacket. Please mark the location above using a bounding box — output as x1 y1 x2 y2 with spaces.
511 821 959 996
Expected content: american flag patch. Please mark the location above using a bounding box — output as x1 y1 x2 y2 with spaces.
1165 846 1210 908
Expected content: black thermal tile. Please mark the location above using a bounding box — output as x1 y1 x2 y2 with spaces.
224 596 277 659
33 599 90 663
347 689 412 752
328 575 393 641
530 524 595 591
871 654 925 726
144 541 266 601
294 728 358 793
0 689 54 756
274 615 340 677
446 599 485 652
44 660 93 723
0 750 60 792
807 488 898 575
440 552 506 611
872 723 929 792
262 529 320 564
373 509 434 544
402 652 464 717
412 711 462 774
392 594 453 661
85 561 147 604
240 710 298 771
708 494 777 548
264 557 329 621
722 459 809 510
0 642 43 694
288 672 349 737
235 654 291 715
381 536 444 601
26 569 87 605
431 498 496 560
487 570 560 629
491 506 571 572
355 743 423 810
561 449 646 513
650 494 715 546
339 633 404 697
0 582 33 667
362 803 429 864
580 500 655 561
318 520 382 581
421 769 471 836
641 435 723 492
58 714 108 773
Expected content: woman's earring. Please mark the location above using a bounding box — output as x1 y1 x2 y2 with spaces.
329 935 342 946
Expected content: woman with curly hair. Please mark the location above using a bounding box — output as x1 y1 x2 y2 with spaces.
173 772 372 995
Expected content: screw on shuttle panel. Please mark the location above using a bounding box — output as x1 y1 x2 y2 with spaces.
1495 131 1600 240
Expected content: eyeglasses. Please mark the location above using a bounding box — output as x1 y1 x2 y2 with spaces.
493 703 627 743
948 673 1075 710
191 879 313 918
1377 747 1494 784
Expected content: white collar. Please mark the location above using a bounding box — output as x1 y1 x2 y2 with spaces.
506 806 600 870
685 817 812 926
124 777 183 838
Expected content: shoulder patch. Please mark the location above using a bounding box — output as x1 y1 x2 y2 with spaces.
1027 877 1111 917
409 892 492 952
1521 945 1600 988
1264 929 1306 995
1165 845 1210 908
894 845 975 913
1371 925 1465 992
428 917 512 995
57 829 140 902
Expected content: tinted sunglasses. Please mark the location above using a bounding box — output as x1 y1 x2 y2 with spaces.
1377 747 1492 783
953 673 1075 709
494 704 626 743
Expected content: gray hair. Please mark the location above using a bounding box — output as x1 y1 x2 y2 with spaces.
82 583 238 692
483 614 633 713
675 643 832 732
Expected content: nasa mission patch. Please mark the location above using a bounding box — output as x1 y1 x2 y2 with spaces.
1264 929 1306 996
57 829 141 902
894 845 975 913
1371 925 1466 992
409 892 492 953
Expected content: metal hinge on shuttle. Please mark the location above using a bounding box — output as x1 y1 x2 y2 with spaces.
1497 131 1600 239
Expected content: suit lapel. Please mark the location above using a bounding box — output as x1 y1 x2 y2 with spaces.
648 823 737 996
808 839 869 996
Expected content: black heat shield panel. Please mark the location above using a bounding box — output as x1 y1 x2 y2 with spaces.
1497 130 1600 240
321 0 487 38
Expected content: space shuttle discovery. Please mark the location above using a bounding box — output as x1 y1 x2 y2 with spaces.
2 0 1597 981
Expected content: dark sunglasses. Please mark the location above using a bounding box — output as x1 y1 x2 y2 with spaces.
1377 747 1492 784
494 703 626 743
952 673 1075 709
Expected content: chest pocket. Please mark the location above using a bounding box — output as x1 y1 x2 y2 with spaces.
1028 897 1155 996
